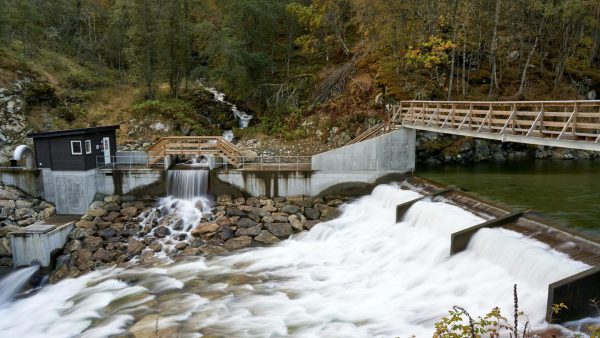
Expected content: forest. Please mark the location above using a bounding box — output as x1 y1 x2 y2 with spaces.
1 0 599 136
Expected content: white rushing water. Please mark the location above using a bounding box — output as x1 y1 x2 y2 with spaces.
0 185 591 337
166 169 209 199
0 265 39 306
199 82 253 129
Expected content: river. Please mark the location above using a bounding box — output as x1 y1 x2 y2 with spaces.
0 185 592 337
418 159 600 236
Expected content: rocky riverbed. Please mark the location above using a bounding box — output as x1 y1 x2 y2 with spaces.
0 184 56 268
49 193 348 283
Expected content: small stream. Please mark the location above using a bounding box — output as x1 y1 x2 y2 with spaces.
419 159 600 236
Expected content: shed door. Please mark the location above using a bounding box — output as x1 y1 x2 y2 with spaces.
103 137 111 164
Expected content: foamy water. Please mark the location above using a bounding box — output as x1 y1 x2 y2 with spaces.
0 185 591 337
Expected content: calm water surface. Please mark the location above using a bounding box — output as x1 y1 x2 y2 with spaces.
418 160 600 236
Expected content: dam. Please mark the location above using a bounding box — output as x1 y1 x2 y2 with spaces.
0 105 598 336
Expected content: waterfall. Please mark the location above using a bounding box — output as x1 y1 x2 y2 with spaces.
0 265 39 306
166 170 209 199
0 185 592 337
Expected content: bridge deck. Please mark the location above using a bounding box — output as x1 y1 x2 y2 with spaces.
374 100 600 151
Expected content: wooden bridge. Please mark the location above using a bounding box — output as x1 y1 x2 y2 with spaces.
350 100 600 151
147 136 241 167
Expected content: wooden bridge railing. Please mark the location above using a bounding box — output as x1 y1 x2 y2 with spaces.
147 136 242 167
385 100 600 150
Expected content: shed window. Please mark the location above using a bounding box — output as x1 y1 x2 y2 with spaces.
85 140 92 154
71 140 83 155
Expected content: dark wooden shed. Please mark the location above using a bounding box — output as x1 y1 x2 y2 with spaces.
27 125 119 171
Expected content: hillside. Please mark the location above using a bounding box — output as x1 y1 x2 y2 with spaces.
0 0 599 162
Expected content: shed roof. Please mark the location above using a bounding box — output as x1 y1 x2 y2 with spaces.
27 125 120 139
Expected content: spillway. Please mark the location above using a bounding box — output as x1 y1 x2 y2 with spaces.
0 184 593 337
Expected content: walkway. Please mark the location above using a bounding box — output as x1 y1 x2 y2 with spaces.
350 100 600 151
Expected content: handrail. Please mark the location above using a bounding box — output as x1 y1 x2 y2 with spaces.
146 136 243 168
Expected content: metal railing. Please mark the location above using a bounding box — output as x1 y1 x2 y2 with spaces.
96 155 163 170
225 155 312 171
97 154 313 171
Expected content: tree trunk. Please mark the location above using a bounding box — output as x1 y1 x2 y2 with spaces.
517 16 546 97
488 0 501 97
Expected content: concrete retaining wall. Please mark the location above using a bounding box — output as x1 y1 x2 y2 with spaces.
215 171 411 197
41 169 97 214
312 128 416 172
96 169 165 196
0 168 43 197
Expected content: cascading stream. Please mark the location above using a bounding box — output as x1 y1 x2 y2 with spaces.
0 185 592 337
166 169 209 199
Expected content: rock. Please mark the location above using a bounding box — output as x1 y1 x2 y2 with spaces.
271 212 289 222
217 195 233 206
149 241 162 252
508 50 520 62
262 204 277 212
315 203 340 221
121 206 138 216
265 223 292 237
97 228 117 239
103 202 121 212
75 220 94 229
89 200 105 209
280 205 300 214
104 195 121 204
240 149 258 162
304 207 320 220
0 257 12 266
139 251 154 264
223 236 252 250
262 215 274 223
69 227 94 240
15 200 32 209
235 224 261 236
235 218 257 228
64 240 82 253
0 225 21 237
175 242 189 251
0 200 16 210
83 236 103 252
87 208 107 218
93 248 116 263
288 215 304 231
127 239 145 255
191 222 219 236
103 211 121 222
75 249 94 270
179 247 199 256
200 245 227 255
154 226 171 238
226 208 246 217
14 208 34 220
0 237 11 256
0 188 20 200
254 230 280 244
234 197 246 206
17 217 35 226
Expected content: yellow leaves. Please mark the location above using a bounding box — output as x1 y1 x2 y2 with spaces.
404 36 456 70
552 302 568 314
